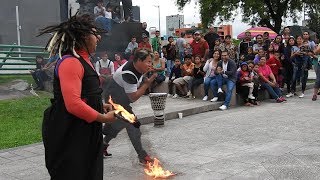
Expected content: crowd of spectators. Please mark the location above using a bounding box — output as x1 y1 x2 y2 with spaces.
32 15 320 110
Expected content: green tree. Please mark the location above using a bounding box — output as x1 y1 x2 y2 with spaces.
176 0 320 33
307 4 320 35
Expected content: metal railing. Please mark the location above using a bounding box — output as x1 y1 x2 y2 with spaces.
0 44 48 74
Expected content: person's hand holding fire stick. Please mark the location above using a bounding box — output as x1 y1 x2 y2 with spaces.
93 102 118 123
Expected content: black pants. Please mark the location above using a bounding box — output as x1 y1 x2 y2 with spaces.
190 78 204 94
283 65 293 93
31 70 48 89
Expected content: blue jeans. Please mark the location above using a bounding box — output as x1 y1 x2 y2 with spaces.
179 51 184 63
211 77 235 107
95 17 112 32
260 82 282 100
204 75 222 96
166 59 174 75
291 62 308 92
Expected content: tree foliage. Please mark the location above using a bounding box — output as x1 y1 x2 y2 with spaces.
176 0 320 33
307 4 320 35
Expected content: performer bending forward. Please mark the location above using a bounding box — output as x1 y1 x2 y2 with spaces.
102 49 157 164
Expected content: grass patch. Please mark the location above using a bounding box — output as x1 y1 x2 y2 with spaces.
0 74 34 85
0 92 52 149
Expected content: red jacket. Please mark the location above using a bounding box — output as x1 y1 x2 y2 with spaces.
267 56 281 76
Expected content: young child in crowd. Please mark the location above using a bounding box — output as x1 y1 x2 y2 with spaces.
188 56 205 99
214 39 223 51
237 62 255 106
172 55 194 98
267 52 282 86
168 58 182 96
246 47 255 61
184 43 193 57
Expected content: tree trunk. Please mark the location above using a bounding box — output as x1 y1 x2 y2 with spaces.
273 15 282 33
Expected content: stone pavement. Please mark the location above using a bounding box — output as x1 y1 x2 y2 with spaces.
0 89 320 180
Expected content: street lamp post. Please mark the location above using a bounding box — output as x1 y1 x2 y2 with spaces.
154 5 160 32
16 6 21 57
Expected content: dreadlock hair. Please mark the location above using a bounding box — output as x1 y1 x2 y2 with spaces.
38 13 102 59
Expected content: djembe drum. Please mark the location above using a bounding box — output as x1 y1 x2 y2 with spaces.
149 93 168 126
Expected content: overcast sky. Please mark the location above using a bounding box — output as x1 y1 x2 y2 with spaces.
132 0 303 38
132 0 251 38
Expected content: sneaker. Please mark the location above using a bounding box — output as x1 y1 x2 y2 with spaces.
276 98 284 103
279 97 287 101
248 94 255 100
219 105 227 110
286 92 294 98
139 155 154 165
172 94 179 98
218 88 223 93
186 91 191 96
210 97 218 102
299 93 304 98
103 145 112 158
312 95 317 101
202 95 208 101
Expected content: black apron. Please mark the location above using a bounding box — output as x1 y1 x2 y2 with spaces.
42 55 103 180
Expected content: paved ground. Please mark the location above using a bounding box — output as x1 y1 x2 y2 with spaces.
0 89 319 180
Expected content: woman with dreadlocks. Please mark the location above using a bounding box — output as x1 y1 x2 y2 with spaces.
40 14 115 179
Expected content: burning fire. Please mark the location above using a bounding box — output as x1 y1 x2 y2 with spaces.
108 96 136 123
144 158 175 179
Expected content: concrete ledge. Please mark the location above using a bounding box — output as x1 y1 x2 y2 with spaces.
135 82 315 126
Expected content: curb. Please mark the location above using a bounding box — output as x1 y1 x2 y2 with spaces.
139 83 315 126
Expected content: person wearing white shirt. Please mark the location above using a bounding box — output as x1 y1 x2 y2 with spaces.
95 52 114 78
125 36 138 56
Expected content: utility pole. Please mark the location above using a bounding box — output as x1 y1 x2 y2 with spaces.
154 5 160 32
16 6 21 57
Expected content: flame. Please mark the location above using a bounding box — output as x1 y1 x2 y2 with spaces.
108 96 136 123
144 158 175 178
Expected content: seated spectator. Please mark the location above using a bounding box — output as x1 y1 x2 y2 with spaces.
254 49 266 65
211 50 237 110
42 54 59 80
168 58 182 96
188 55 205 98
125 36 138 58
172 55 194 98
30 55 47 90
128 48 138 61
249 62 260 105
149 51 166 92
257 56 286 102
95 51 114 85
93 1 106 18
266 51 282 87
95 11 112 33
237 62 255 106
202 50 222 101
138 34 152 51
113 53 127 71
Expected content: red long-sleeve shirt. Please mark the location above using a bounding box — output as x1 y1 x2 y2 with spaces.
267 56 282 76
58 50 99 123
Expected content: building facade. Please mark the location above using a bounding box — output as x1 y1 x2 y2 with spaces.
0 0 67 46
166 14 184 36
